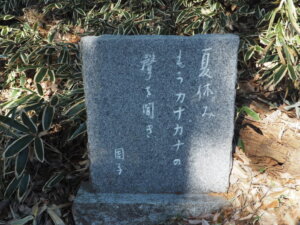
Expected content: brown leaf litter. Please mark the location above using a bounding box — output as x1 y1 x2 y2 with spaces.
184 147 300 225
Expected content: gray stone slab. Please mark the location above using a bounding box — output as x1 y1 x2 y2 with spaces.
80 34 239 194
73 183 229 225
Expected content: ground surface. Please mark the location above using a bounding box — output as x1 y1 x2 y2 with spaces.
165 146 300 225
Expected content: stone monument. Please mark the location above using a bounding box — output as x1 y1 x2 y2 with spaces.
73 34 239 225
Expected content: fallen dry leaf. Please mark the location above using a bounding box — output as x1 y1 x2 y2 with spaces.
262 199 280 210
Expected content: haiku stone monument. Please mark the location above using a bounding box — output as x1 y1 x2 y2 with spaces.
73 34 239 225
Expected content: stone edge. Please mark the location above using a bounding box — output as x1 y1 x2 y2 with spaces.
73 183 230 225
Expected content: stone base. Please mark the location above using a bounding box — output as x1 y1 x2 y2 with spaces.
73 183 229 225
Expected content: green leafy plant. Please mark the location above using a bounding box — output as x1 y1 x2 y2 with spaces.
257 0 300 91
237 106 261 121
1 98 57 200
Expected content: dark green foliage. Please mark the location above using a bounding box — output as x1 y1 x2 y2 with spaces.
42 172 64 192
0 115 29 133
4 134 34 158
21 110 37 133
15 148 29 177
42 106 54 130
34 136 44 162
17 173 30 201
4 176 21 198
